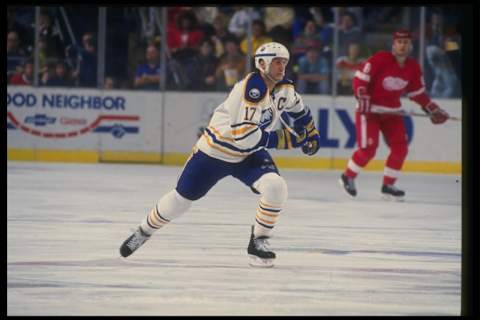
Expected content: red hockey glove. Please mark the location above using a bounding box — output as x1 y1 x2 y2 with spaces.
422 102 449 124
355 87 371 114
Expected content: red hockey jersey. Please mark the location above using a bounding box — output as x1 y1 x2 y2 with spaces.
352 51 431 109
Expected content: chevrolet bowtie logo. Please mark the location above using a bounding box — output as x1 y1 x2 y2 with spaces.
25 114 56 126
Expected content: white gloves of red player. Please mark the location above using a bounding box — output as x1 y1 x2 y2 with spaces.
355 87 371 114
422 102 449 124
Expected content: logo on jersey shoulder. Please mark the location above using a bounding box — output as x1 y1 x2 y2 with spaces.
382 76 408 91
248 88 261 99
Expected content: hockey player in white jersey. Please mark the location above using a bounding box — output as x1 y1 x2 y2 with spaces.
119 42 321 268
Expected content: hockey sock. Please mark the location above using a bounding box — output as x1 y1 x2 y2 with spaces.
141 205 170 235
345 158 363 178
140 189 192 235
254 199 282 237
383 143 407 186
252 173 288 238
383 166 401 186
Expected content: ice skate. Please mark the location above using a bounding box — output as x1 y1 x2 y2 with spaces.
381 184 405 201
339 174 357 197
247 226 276 268
119 227 151 257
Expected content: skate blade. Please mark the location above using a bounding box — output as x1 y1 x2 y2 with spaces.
381 194 405 202
338 179 356 198
248 255 274 268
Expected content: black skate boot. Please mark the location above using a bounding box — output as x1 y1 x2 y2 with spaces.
381 184 405 201
247 226 276 268
120 227 151 257
339 174 357 197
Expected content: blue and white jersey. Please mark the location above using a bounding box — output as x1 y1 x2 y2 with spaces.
196 72 306 163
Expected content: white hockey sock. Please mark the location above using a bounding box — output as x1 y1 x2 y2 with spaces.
254 199 282 237
252 173 288 238
140 189 191 235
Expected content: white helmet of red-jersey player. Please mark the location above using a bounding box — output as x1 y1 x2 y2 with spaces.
254 42 290 74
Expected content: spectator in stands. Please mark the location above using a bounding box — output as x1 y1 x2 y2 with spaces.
45 60 73 87
291 7 315 39
7 31 27 78
264 7 294 34
363 7 403 32
9 59 34 86
167 10 204 56
190 39 219 91
425 12 459 98
8 7 32 51
38 10 64 59
337 12 363 57
240 19 273 55
335 42 366 95
296 46 330 94
291 19 323 62
308 8 334 49
209 13 235 58
192 7 219 37
134 45 162 90
228 6 261 38
65 32 97 87
40 60 54 86
215 36 245 91
263 7 294 48
104 76 117 89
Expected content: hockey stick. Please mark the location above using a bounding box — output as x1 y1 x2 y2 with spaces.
371 108 462 121
279 115 316 151
279 115 299 137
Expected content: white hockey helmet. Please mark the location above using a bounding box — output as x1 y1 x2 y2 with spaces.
254 42 290 74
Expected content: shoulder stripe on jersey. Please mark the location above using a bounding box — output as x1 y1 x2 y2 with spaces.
234 127 259 141
354 70 370 82
407 86 425 97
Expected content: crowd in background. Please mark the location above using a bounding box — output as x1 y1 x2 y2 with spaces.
7 6 462 97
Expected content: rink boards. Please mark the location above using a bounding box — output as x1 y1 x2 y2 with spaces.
6 86 461 173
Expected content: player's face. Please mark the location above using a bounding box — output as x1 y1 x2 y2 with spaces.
392 38 412 57
268 57 288 82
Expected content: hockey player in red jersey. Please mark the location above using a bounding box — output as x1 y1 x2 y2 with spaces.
339 29 450 200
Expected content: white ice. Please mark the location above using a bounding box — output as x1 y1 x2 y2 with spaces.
7 161 461 316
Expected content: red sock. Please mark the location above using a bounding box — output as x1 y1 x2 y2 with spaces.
345 168 357 178
383 176 396 186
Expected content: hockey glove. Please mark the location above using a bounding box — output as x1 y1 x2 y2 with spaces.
263 127 308 150
287 107 321 156
422 102 449 124
355 87 371 114
301 117 321 156
288 106 314 131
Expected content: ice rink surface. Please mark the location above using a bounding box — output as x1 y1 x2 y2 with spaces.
7 161 461 315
